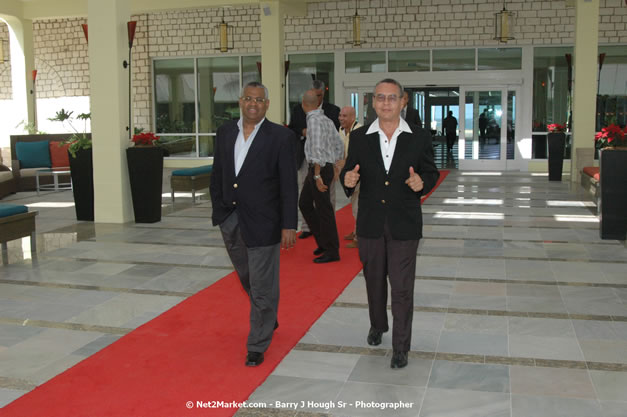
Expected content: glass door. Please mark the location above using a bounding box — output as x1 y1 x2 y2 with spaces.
459 87 513 170
348 88 376 126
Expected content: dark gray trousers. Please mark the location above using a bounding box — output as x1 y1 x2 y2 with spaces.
219 211 280 353
358 222 419 352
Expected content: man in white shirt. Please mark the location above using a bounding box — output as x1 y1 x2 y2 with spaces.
336 106 361 248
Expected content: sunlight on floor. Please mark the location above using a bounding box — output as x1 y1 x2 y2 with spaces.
434 211 505 220
26 202 75 208
461 172 503 176
547 200 596 208
443 198 504 205
553 214 599 223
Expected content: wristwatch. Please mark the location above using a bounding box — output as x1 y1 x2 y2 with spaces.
313 175 321 181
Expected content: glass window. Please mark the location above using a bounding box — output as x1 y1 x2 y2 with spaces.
388 50 429 72
287 53 335 117
158 135 197 158
197 56 240 133
154 59 195 134
242 55 261 86
598 45 627 129
345 51 386 73
478 48 522 70
432 49 475 71
533 46 572 132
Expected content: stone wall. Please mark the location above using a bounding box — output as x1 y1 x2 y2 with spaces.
0 22 11 100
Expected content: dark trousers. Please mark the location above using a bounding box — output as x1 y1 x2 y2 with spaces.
298 163 339 258
219 211 280 353
358 222 419 352
446 132 456 152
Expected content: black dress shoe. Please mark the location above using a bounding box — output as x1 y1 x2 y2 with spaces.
274 320 279 330
313 254 340 264
367 327 383 346
245 351 264 367
298 231 313 239
390 351 408 369
313 247 324 256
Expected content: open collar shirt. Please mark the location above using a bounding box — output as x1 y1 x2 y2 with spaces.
234 117 265 176
304 109 343 165
366 117 412 173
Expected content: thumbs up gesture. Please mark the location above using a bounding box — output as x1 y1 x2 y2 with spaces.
405 166 424 192
344 164 360 188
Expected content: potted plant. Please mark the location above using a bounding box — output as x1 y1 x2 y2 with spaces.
594 123 627 240
49 109 94 221
126 130 165 223
547 122 567 181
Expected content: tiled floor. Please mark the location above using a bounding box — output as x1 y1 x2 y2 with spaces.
1 171 626 417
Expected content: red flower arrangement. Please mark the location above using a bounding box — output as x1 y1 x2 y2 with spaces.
547 123 567 133
594 124 627 149
132 132 160 146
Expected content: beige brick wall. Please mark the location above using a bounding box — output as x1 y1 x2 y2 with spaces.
0 22 11 100
2 0 625 130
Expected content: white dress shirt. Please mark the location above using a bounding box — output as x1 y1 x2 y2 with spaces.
234 117 265 176
366 117 412 173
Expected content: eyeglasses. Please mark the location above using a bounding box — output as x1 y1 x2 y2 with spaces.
241 96 267 103
374 94 399 103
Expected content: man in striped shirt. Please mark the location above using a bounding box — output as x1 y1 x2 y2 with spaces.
298 89 344 263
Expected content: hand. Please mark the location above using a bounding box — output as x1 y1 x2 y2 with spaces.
405 166 424 192
281 229 296 249
344 164 360 188
315 177 328 192
334 160 345 181
302 128 307 137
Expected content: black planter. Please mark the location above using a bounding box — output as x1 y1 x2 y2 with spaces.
599 148 627 240
69 148 94 221
126 147 164 223
547 132 566 181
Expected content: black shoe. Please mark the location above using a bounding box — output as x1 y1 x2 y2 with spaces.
245 351 264 367
298 231 313 239
313 254 340 264
367 327 383 346
390 351 408 369
274 320 279 330
313 247 324 256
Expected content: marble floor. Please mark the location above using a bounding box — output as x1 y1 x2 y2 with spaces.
1 171 626 417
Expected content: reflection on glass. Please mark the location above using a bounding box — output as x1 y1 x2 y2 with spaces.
388 50 430 72
198 56 240 133
198 135 215 158
465 91 502 160
158 135 197 158
597 45 627 129
363 93 376 126
287 53 335 120
433 49 475 71
242 56 261 87
154 59 195 134
345 51 386 73
508 91 516 160
478 48 522 70
533 46 572 133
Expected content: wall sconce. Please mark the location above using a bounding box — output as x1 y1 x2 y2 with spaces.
346 5 366 47
123 21 137 138
215 8 233 53
81 23 89 43
31 69 38 127
493 2 516 43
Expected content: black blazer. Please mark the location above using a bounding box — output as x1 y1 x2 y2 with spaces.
210 119 298 247
340 123 439 241
405 107 422 128
288 101 341 167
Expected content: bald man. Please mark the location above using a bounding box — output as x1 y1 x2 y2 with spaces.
337 106 362 248
298 90 344 263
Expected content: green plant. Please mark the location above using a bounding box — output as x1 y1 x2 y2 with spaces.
15 120 46 135
48 109 91 158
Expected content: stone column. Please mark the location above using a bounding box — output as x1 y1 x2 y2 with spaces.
3 16 35 127
88 0 134 223
260 0 285 124
571 0 599 183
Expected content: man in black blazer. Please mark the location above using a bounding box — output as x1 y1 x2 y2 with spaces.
210 81 298 367
341 78 439 369
288 80 340 238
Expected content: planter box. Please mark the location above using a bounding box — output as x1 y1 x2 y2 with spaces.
126 147 164 223
599 147 627 240
69 148 94 221
547 132 566 181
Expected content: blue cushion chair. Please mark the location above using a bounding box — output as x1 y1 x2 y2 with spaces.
170 165 213 204
0 204 38 265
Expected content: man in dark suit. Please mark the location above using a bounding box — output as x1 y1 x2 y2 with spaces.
341 78 439 369
210 81 298 367
288 80 340 239
402 91 422 128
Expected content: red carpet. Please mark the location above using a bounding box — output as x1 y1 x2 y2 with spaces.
2 171 448 417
